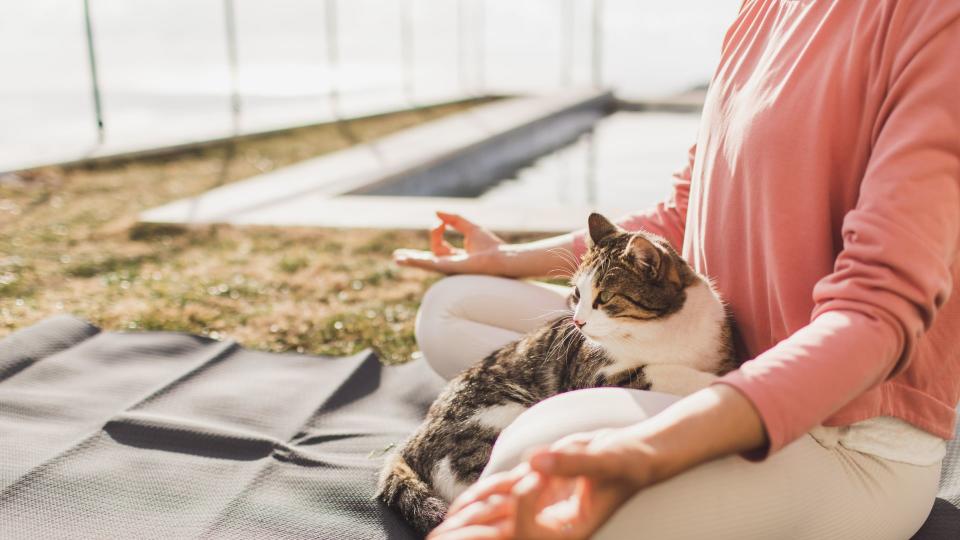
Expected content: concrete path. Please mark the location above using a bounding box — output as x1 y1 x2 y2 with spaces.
481 111 699 208
141 90 627 233
203 194 630 234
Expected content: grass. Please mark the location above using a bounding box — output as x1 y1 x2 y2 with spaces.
0 99 541 364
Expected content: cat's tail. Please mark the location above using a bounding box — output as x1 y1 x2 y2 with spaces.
376 451 448 535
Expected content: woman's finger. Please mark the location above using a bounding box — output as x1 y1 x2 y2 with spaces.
393 249 442 271
549 433 595 452
448 466 529 516
427 523 511 540
431 220 456 256
432 495 513 534
512 472 552 539
529 449 624 482
393 249 472 274
437 211 477 234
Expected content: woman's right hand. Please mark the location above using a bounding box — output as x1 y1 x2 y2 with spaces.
393 211 507 275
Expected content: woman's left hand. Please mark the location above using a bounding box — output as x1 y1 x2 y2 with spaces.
429 385 769 539
428 428 660 540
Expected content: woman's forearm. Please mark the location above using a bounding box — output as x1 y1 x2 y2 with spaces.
494 232 581 279
627 384 767 483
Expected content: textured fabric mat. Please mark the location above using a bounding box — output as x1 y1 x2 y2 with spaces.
0 315 444 539
912 400 960 540
0 316 957 539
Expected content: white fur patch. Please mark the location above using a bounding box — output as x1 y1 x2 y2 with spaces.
574 275 727 377
642 363 719 396
431 456 469 502
572 270 595 324
471 402 527 431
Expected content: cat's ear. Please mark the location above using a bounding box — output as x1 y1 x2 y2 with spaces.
587 213 618 247
624 235 662 277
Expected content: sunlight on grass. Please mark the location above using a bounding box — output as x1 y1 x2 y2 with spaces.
0 100 546 364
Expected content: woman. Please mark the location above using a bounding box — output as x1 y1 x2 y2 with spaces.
394 1 960 538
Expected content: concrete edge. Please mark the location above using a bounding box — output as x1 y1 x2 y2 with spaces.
140 89 616 225
3 95 497 175
346 90 615 197
616 89 707 113
145 194 631 235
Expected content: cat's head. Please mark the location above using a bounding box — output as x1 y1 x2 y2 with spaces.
569 213 698 345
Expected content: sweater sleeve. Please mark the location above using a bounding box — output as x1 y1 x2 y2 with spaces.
714 13 960 458
571 144 694 258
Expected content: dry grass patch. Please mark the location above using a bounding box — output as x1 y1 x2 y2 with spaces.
0 100 543 364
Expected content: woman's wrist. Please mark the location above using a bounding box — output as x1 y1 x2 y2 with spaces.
495 233 579 279
619 385 768 486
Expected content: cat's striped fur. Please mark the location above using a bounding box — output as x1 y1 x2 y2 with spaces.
376 213 738 534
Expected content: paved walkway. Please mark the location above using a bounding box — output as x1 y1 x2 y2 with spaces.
141 89 704 233
141 90 628 233
480 111 699 208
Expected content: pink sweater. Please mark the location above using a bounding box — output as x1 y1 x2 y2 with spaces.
574 0 960 457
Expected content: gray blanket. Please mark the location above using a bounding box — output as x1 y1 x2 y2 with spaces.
0 316 957 539
0 315 444 539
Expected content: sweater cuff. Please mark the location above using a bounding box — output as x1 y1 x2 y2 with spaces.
711 376 776 461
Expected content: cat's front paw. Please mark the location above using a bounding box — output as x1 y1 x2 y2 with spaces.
643 364 718 396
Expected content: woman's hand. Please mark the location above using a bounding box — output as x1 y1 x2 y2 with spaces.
428 385 768 539
393 211 582 278
394 211 506 275
429 429 658 540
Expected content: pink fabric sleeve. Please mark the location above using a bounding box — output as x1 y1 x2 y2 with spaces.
715 15 960 458
571 144 694 258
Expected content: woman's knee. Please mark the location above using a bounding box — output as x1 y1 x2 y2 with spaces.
415 274 571 365
483 388 680 476
415 275 517 379
414 275 510 340
416 275 477 355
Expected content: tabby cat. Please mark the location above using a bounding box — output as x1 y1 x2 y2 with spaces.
377 213 738 534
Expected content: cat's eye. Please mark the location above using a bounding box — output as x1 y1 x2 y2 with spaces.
597 290 614 304
572 287 581 301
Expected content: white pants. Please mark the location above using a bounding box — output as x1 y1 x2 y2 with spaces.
415 275 941 540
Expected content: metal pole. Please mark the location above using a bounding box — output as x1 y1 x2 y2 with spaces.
322 0 365 149
457 0 468 93
82 0 104 144
561 0 574 87
223 0 242 135
477 0 486 93
324 0 342 119
591 0 604 89
400 0 415 104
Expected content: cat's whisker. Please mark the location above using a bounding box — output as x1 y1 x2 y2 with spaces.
547 247 580 274
541 319 576 371
555 323 581 365
517 309 573 322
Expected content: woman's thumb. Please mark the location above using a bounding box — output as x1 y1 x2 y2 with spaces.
529 449 623 480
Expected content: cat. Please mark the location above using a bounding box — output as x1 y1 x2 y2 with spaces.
376 213 739 534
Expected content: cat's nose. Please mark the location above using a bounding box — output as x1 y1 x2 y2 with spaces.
573 319 586 329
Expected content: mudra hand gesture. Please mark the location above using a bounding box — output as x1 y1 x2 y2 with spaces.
428 428 657 540
394 211 506 275
394 211 580 279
